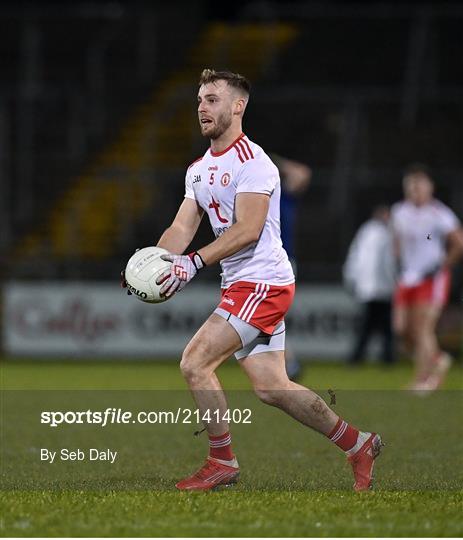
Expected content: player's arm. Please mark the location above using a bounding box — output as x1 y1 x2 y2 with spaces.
443 227 463 268
157 197 204 254
198 192 269 265
157 193 269 298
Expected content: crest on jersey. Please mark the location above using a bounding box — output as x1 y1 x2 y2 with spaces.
221 173 231 187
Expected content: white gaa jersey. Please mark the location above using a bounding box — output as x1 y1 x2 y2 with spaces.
185 133 294 288
391 199 460 286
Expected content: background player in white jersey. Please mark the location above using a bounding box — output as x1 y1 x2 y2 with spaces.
138 69 383 491
391 164 463 391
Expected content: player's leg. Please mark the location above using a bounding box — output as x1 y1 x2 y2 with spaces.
393 303 413 351
393 296 419 381
398 270 452 390
415 270 453 390
180 313 241 431
408 305 436 384
241 350 337 432
348 301 374 365
395 302 429 387
396 302 441 388
409 304 451 390
175 313 244 491
239 349 383 491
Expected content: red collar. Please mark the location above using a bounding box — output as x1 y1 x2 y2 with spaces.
210 133 245 157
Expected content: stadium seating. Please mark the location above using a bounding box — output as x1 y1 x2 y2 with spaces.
3 5 462 282
13 20 299 272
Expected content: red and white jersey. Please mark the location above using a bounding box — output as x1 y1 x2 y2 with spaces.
185 133 294 288
391 199 460 286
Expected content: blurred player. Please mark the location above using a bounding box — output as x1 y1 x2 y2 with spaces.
125 69 382 491
343 205 396 365
391 164 463 391
272 154 312 379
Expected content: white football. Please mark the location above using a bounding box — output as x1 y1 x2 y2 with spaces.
124 246 172 303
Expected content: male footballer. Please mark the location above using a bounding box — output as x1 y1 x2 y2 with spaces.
391 164 463 391
128 69 383 491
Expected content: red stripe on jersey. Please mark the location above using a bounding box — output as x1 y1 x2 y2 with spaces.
237 139 249 160
234 143 245 163
187 156 202 169
241 138 254 159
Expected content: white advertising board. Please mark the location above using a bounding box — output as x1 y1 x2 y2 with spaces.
2 282 360 358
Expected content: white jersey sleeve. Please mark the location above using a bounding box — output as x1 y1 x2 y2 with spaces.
184 169 196 200
235 158 278 196
437 205 460 235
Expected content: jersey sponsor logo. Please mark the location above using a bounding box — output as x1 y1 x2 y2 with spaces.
208 196 228 224
208 165 218 171
213 225 229 237
193 175 201 184
222 296 235 306
221 173 231 187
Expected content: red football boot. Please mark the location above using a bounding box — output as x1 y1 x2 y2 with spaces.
175 457 240 491
347 433 383 492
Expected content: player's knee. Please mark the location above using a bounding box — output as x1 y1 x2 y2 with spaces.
393 317 408 338
180 341 212 381
179 354 196 381
395 320 414 344
180 353 205 382
180 346 198 379
408 323 425 343
393 321 404 337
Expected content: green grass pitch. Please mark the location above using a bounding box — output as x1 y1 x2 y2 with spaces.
1 359 462 537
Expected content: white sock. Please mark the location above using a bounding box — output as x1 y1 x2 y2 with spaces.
210 456 239 468
346 431 370 457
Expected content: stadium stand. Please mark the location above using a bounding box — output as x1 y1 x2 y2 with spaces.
2 3 462 284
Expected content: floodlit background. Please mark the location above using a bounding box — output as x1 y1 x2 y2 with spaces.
0 0 462 359
1 3 463 537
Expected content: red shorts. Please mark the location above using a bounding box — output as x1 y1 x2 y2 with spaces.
394 269 451 308
218 281 295 334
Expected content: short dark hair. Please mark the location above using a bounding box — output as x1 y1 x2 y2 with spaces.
199 68 251 96
403 162 432 180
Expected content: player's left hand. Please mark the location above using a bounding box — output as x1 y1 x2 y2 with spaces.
156 251 205 298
